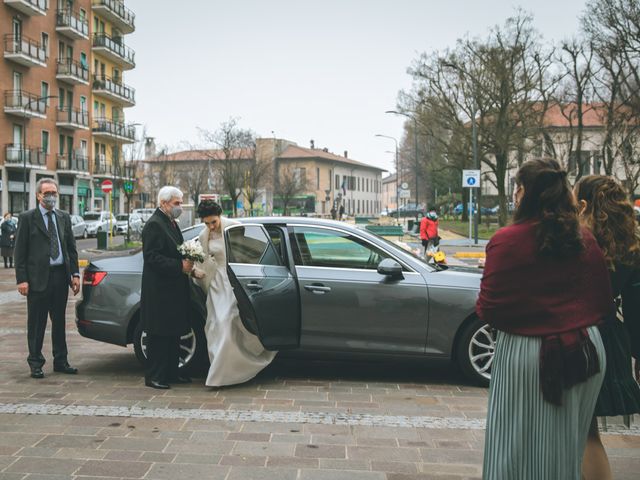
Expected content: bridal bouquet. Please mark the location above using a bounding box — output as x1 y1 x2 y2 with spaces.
177 239 205 263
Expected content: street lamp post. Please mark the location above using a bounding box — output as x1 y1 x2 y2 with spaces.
22 95 57 212
375 134 400 225
386 110 420 222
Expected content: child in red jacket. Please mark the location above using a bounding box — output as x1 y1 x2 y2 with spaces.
420 208 439 256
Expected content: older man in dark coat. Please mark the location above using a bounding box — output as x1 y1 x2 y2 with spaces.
140 186 193 389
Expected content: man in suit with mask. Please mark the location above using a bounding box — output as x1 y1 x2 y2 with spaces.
140 186 193 389
15 178 80 379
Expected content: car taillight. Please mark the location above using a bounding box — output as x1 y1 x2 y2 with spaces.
83 270 107 286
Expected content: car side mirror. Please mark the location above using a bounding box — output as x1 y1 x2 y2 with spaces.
377 258 403 278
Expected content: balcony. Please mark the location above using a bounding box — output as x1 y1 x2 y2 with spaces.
92 74 135 107
93 157 112 176
4 144 47 167
4 34 47 67
4 0 47 16
57 153 89 172
3 90 47 118
93 118 136 143
56 107 89 130
91 0 135 34
55 9 89 40
56 59 89 85
92 33 135 69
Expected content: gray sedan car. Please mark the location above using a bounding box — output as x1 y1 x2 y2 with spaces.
76 218 494 385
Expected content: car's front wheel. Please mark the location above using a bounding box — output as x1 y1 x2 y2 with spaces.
456 316 496 387
132 315 208 374
82 229 88 239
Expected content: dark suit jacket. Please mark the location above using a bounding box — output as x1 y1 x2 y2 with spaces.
14 208 79 292
140 208 190 336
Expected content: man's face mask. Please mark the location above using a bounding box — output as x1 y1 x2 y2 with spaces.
42 194 57 210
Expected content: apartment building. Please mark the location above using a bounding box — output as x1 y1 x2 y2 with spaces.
90 0 135 213
0 0 136 215
143 138 386 217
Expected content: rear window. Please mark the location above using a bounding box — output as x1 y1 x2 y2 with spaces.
116 215 128 221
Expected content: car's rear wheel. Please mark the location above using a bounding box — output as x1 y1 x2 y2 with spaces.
133 315 208 374
456 316 496 387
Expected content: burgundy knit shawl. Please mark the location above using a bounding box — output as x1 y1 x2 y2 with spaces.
476 221 614 405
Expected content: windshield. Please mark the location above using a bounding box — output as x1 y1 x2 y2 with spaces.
116 215 128 221
83 213 100 221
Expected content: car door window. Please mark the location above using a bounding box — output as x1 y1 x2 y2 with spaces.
227 225 281 266
292 226 390 270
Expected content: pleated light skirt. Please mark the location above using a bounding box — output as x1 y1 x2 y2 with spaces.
483 326 605 480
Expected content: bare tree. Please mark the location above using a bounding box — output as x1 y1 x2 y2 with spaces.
244 158 271 215
555 38 597 179
406 12 555 225
274 163 309 215
200 118 256 216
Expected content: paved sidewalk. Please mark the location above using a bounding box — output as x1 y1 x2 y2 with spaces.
0 267 638 479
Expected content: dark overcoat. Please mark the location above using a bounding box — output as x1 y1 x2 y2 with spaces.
140 208 190 336
1 220 16 248
14 208 79 292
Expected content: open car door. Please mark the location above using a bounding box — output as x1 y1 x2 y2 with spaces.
224 223 301 350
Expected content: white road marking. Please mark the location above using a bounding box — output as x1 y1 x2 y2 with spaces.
0 402 637 435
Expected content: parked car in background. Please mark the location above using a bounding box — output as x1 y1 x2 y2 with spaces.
76 217 493 386
132 208 155 222
389 203 426 218
83 211 117 237
115 214 129 234
634 205 640 222
70 215 88 239
128 213 144 235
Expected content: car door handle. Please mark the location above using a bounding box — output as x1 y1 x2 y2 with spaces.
246 282 263 291
304 284 331 294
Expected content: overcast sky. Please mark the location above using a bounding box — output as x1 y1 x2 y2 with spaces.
125 0 589 173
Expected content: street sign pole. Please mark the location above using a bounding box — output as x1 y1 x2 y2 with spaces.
462 170 481 246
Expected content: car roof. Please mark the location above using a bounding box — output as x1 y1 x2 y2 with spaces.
235 216 364 232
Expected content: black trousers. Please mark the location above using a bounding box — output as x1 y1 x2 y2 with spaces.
145 334 180 383
26 266 69 369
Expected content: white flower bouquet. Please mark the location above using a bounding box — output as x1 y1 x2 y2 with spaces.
177 239 205 263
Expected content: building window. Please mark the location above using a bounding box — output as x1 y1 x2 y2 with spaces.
41 82 49 104
335 174 339 190
79 8 86 22
316 167 320 189
59 134 65 155
41 32 49 56
41 131 49 154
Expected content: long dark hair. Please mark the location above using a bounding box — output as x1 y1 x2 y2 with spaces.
514 158 583 257
575 175 640 269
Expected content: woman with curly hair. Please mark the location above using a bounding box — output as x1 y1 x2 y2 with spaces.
192 200 276 387
477 159 612 479
575 175 640 480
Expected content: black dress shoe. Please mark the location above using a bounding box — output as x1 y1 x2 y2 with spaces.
145 380 170 389
53 364 78 374
171 376 192 384
30 368 44 379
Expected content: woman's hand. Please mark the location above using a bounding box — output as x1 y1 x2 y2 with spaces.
191 267 205 279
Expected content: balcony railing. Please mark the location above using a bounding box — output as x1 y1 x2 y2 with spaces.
56 107 89 129
55 9 89 40
57 153 89 172
92 74 135 106
92 33 135 68
93 117 136 143
3 90 47 117
91 0 135 33
56 59 89 85
93 159 112 175
4 144 47 166
4 0 47 16
4 34 47 67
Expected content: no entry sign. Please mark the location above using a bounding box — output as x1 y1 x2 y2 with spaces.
101 180 113 194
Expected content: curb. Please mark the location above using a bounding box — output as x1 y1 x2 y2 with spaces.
453 252 486 259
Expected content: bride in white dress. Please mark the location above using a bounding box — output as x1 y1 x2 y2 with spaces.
193 201 276 387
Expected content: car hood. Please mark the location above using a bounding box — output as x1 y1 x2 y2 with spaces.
427 265 482 289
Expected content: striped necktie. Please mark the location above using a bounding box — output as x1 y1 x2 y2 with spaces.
46 211 60 260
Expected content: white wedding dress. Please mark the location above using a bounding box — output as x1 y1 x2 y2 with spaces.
201 228 276 387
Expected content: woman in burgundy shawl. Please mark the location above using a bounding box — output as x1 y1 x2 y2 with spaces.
477 159 612 480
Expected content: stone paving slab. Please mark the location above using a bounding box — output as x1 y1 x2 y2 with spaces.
0 268 638 479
